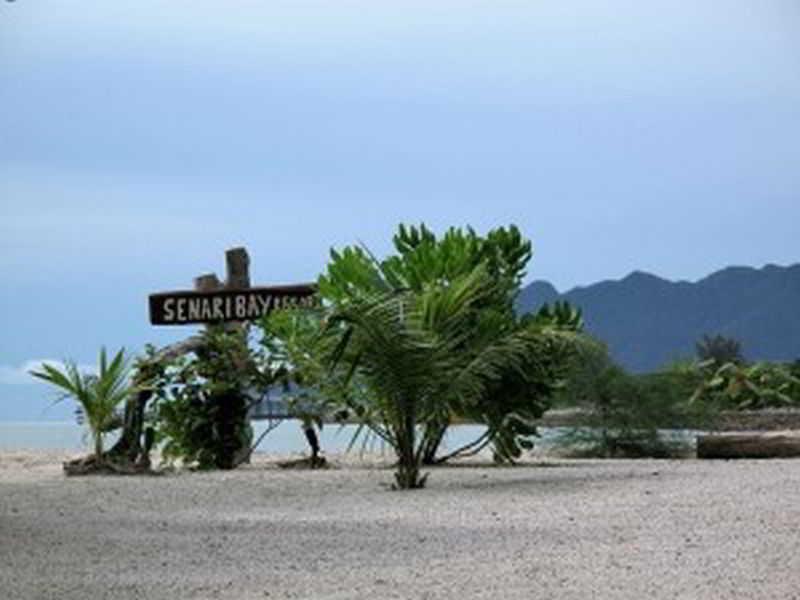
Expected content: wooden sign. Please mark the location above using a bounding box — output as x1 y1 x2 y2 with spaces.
149 284 318 325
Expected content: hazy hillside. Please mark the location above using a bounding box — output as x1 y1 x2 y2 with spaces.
518 264 800 373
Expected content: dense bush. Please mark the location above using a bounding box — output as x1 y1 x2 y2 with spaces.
149 329 266 469
317 223 581 467
260 224 581 488
691 360 800 411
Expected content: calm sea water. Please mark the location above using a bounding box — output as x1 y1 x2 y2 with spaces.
0 420 519 454
0 421 696 455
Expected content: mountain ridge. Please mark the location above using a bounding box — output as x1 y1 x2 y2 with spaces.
518 263 800 372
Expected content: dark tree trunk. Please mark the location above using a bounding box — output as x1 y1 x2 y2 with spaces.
73 336 206 475
394 404 426 489
214 391 251 470
303 425 322 466
106 389 151 465
213 247 253 469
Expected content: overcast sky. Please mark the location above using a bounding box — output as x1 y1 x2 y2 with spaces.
1 1 798 418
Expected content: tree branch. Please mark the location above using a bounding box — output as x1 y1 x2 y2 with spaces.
432 427 495 464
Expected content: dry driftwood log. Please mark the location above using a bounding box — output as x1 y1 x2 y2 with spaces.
697 431 800 459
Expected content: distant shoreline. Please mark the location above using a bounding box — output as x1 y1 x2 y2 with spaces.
538 408 800 431
3 410 799 454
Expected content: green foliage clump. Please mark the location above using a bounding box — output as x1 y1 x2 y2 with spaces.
260 223 581 489
149 329 265 470
320 224 581 468
689 333 798 411
326 266 576 488
691 360 800 411
556 335 800 458
790 360 800 382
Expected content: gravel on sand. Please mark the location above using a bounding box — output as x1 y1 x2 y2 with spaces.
1 451 799 600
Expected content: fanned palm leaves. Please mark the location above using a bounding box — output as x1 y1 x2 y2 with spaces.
259 224 581 487
327 266 576 488
30 348 132 460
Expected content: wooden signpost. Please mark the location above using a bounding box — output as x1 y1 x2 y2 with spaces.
132 246 323 470
62 247 320 474
148 247 317 326
149 285 318 325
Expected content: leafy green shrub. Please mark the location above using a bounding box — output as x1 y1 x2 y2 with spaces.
326 265 578 488
691 360 800 411
260 223 581 488
317 224 581 471
149 329 264 469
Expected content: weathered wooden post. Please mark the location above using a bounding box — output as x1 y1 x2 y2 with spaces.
196 248 252 469
225 247 251 289
194 247 250 298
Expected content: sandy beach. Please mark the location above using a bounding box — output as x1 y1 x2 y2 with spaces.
1 451 799 600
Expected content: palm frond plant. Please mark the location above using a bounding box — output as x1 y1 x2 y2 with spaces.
326 265 577 489
30 347 132 462
256 224 581 486
316 224 581 466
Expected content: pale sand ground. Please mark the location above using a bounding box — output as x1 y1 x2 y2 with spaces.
1 451 799 600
